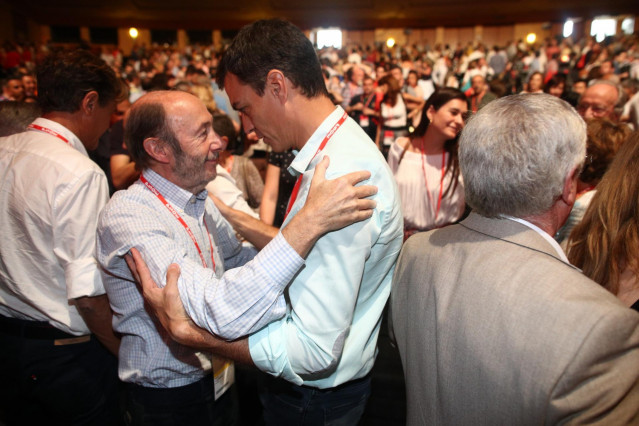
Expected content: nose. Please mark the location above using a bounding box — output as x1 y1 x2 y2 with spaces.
239 112 254 134
582 107 595 119
210 131 225 151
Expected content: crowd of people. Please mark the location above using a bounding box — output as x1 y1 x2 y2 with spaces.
1 20 639 425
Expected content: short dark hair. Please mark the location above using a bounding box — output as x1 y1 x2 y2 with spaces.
213 114 237 150
124 99 180 170
36 49 120 114
216 19 328 99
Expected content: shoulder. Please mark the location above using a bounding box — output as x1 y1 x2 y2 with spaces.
98 184 156 230
395 137 411 150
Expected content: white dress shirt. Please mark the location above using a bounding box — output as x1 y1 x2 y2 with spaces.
0 118 109 335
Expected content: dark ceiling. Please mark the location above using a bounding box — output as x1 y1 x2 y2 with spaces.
5 0 638 30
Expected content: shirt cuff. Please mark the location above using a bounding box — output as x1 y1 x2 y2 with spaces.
65 257 105 299
256 232 304 291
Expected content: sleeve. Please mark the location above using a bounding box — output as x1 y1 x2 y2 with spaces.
97 197 305 341
206 172 259 219
53 169 109 300
547 308 639 424
248 160 387 384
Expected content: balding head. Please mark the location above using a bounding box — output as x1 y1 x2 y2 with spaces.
124 91 187 170
577 80 625 121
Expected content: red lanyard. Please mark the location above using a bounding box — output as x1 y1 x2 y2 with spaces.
140 174 216 271
27 124 70 144
284 111 348 220
419 144 447 222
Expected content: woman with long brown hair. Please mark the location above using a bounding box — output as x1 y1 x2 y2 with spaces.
566 131 639 311
388 88 468 240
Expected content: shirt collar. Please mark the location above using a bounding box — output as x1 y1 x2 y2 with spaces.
503 215 569 262
31 117 88 157
288 105 344 177
140 168 208 217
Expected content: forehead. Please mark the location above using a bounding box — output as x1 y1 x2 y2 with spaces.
441 98 468 111
224 73 258 107
582 85 616 105
166 94 210 131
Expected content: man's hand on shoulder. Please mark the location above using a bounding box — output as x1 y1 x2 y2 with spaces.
282 155 377 258
125 248 215 348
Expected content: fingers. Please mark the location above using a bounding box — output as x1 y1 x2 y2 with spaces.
352 184 378 200
355 198 377 211
127 247 157 293
311 156 330 184
165 264 181 293
340 169 372 186
124 248 142 283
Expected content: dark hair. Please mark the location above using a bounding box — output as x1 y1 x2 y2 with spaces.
124 99 180 170
412 88 467 196
216 19 328 99
36 49 121 114
213 114 237 151
543 75 566 94
2 73 22 87
379 74 401 107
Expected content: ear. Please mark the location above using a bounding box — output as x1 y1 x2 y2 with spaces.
265 70 288 104
81 91 100 116
426 105 436 122
143 138 171 164
220 135 229 150
561 166 579 206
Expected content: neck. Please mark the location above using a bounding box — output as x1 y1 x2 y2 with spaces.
289 96 336 151
147 164 205 195
577 179 596 194
520 200 568 237
42 111 87 147
420 128 447 155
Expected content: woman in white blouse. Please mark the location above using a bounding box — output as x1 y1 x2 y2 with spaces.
376 74 408 158
388 88 468 240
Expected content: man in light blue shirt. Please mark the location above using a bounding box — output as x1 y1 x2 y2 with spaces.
131 19 403 425
98 89 378 426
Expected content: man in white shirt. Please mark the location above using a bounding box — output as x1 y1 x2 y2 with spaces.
0 49 122 425
390 94 639 425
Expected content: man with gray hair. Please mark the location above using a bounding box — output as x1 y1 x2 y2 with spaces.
390 93 639 425
577 79 626 121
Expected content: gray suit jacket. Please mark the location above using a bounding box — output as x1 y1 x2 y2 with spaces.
390 213 639 425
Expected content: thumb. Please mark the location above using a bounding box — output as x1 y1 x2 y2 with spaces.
165 263 181 292
311 156 330 185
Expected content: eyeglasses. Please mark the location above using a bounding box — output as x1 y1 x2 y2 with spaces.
576 102 612 118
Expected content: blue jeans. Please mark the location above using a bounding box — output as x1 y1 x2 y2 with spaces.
260 374 371 426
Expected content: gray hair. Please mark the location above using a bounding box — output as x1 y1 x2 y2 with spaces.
585 79 627 117
459 93 586 218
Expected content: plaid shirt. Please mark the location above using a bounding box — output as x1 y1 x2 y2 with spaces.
97 168 303 387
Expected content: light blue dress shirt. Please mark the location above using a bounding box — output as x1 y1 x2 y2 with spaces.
248 106 404 388
97 169 304 387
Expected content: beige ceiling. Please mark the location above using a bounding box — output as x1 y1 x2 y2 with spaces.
5 0 638 30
